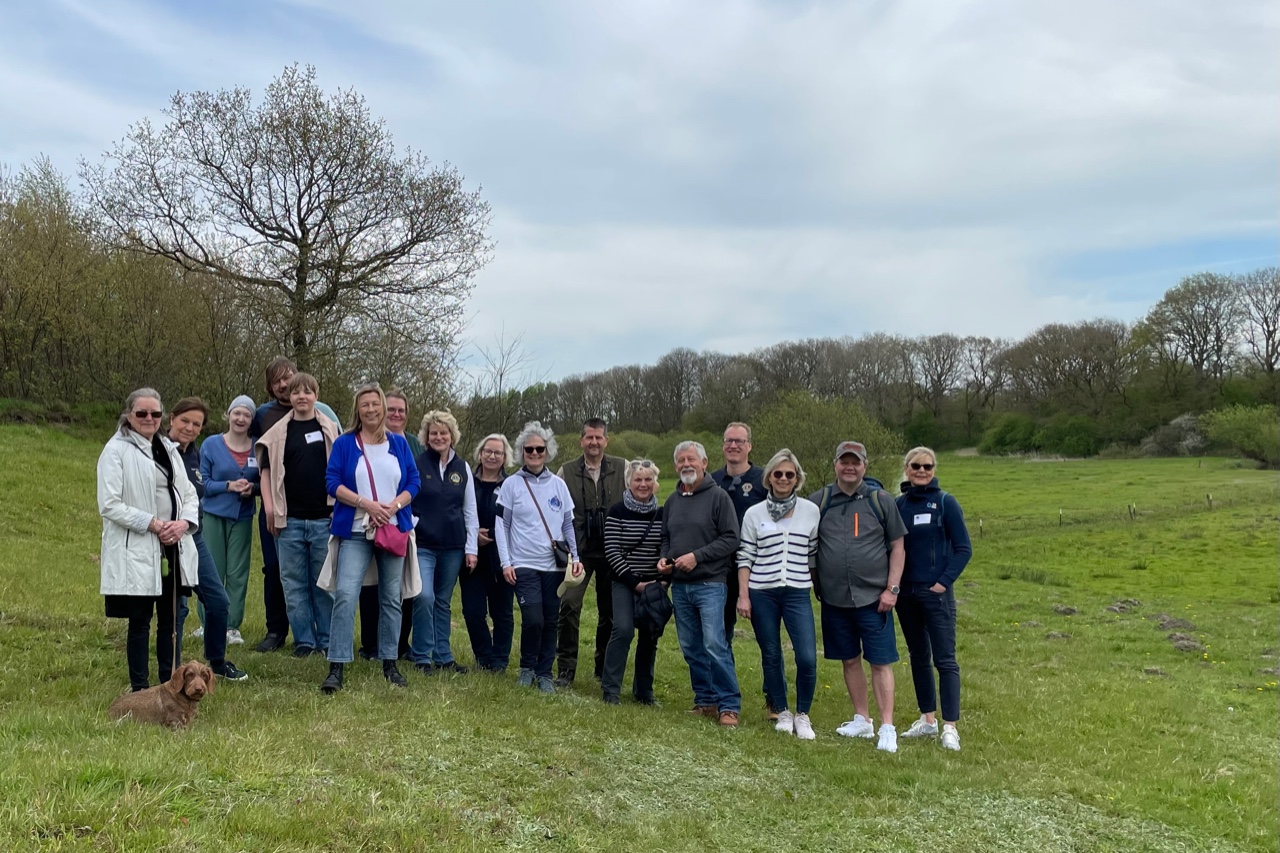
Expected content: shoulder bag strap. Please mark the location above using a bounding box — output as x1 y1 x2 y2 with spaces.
356 434 380 503
622 516 657 558
522 476 557 546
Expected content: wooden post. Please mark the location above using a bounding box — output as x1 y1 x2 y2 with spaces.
979 519 984 538
1206 493 1212 510
1059 509 1063 527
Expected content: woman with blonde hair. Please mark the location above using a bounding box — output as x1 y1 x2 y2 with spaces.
321 383 420 693
895 446 971 751
406 410 479 674
736 448 820 739
460 433 516 672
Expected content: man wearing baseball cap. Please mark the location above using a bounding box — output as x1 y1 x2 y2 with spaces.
809 440 906 752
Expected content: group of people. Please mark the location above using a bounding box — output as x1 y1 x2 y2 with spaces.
97 359 972 751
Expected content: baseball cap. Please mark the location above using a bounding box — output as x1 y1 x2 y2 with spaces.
833 441 867 463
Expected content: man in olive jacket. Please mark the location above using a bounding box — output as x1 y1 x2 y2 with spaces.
554 418 627 686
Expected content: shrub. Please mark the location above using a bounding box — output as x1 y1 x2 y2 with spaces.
978 413 1038 454
1140 413 1205 457
1034 414 1099 457
1200 405 1279 468
751 391 903 488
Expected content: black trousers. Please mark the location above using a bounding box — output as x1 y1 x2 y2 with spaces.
126 569 185 691
600 581 659 701
258 508 290 638
555 553 612 680
516 569 563 678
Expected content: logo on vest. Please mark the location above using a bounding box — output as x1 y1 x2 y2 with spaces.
449 472 462 485
741 483 752 494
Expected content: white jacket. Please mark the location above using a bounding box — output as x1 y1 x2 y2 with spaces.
97 429 201 596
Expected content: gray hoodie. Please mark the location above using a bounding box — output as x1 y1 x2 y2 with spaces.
660 474 740 583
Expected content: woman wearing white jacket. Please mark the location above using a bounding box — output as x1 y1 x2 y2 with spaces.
98 387 201 692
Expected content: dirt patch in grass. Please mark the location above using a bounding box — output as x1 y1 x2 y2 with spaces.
1107 598 1142 613
1045 632 1072 640
1148 613 1196 631
1168 633 1206 653
1052 605 1077 616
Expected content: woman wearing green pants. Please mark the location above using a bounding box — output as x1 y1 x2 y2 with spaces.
198 396 260 643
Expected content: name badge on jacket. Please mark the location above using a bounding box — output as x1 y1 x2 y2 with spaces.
305 431 323 444
913 513 931 526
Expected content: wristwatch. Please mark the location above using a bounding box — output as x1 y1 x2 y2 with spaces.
888 585 900 595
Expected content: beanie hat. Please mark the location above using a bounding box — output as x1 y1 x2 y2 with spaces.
227 395 256 417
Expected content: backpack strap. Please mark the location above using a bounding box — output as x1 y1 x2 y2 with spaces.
818 484 834 517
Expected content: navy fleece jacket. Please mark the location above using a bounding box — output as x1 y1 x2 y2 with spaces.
895 479 972 589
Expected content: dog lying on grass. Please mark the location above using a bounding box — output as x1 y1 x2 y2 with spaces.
108 661 216 729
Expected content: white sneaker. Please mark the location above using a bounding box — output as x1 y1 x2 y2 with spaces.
226 629 244 645
190 626 204 639
941 724 961 751
876 724 898 753
793 713 816 741
902 716 938 738
774 710 794 734
836 714 876 739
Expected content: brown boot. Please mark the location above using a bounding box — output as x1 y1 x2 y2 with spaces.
687 704 717 718
718 710 740 728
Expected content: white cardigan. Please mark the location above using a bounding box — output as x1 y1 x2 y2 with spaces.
97 430 201 596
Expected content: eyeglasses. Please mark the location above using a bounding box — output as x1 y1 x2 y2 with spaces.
481 449 504 458
133 410 164 420
723 438 748 446
909 462 936 471
770 470 797 480
524 445 547 455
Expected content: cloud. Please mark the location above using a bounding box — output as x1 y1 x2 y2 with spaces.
0 0 1274 381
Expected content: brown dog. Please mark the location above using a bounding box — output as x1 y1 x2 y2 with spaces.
108 661 216 729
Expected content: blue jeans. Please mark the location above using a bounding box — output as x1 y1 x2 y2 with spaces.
460 558 515 670
671 582 741 713
328 536 403 663
408 547 464 665
896 582 960 721
275 518 333 652
749 586 817 714
515 569 563 678
175 530 230 665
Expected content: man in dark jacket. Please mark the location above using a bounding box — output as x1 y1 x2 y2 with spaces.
554 418 627 686
660 440 742 727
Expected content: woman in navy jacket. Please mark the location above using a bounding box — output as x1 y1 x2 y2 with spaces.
895 446 971 752
323 383 420 694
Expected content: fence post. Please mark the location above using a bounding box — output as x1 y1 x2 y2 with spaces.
979 519 984 538
1206 493 1212 510
1059 508 1063 527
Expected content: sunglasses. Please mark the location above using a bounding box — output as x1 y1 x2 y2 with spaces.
524 445 547 455
133 410 164 420
635 459 655 468
770 470 797 480
909 462 936 471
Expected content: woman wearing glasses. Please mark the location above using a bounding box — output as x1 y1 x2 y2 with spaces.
459 434 517 672
494 422 580 693
735 449 820 739
600 459 666 706
895 446 971 752
97 388 202 692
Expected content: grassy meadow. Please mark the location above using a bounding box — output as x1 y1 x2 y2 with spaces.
0 424 1276 852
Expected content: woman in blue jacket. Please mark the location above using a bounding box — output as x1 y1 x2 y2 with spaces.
323 384 420 694
895 446 971 752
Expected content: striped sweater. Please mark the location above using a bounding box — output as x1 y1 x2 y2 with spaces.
603 502 664 590
737 499 820 590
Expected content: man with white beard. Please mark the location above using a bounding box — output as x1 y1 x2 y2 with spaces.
659 440 742 727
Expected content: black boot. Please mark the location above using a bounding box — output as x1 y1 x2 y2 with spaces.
321 662 344 694
383 660 407 687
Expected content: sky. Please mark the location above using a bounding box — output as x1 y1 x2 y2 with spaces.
1 0 1275 383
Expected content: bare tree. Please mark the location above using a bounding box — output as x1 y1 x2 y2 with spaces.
913 333 965 418
1143 272 1241 385
80 64 491 371
1236 267 1280 376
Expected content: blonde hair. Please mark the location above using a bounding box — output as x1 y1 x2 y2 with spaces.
762 448 807 493
348 383 388 442
902 446 937 469
419 410 461 449
473 433 514 469
625 458 661 487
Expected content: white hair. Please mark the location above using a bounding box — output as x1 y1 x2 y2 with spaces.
514 421 558 462
672 440 707 463
473 433 515 469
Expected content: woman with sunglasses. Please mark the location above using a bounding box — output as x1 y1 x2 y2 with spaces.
459 433 517 672
735 448 820 739
494 421 580 693
600 459 666 706
97 388 201 692
895 446 971 752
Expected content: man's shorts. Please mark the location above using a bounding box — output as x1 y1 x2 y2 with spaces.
821 601 899 665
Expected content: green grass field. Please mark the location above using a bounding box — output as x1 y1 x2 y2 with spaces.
0 425 1275 852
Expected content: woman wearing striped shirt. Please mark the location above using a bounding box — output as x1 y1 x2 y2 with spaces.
599 459 667 706
736 448 820 740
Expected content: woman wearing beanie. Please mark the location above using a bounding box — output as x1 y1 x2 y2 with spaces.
198 395 260 645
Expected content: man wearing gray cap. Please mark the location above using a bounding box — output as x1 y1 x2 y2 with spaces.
809 440 906 752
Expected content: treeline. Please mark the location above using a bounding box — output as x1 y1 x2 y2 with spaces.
461 271 1279 458
0 159 456 416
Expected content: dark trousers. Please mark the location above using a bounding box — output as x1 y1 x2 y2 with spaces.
516 569 564 678
126 570 185 691
556 553 611 680
359 585 411 659
175 531 230 666
723 568 740 655
460 562 516 670
896 583 961 722
258 507 290 638
600 581 659 701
